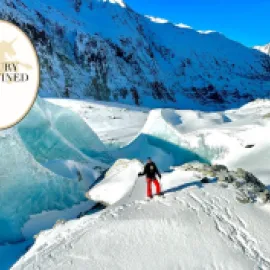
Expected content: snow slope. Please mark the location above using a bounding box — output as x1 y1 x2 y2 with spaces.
254 43 270 55
1 0 270 109
12 165 270 270
3 97 270 269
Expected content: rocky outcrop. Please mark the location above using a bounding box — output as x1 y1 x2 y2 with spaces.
181 162 270 204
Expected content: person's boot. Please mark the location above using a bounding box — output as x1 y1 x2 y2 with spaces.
156 192 165 197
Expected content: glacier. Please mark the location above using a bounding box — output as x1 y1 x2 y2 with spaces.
58 98 270 185
0 97 212 245
0 98 110 244
17 98 109 164
0 129 89 244
1 97 270 269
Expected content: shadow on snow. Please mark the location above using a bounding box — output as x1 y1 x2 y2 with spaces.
163 178 217 195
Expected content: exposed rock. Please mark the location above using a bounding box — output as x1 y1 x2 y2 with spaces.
233 178 246 189
258 190 270 203
245 144 255 149
235 168 246 177
53 219 66 228
235 169 266 192
263 113 270 119
217 171 235 183
219 182 229 189
178 162 269 204
33 219 66 240
181 162 213 175
212 164 229 172
236 192 252 204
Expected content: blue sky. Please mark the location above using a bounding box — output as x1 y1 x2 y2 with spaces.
125 0 269 47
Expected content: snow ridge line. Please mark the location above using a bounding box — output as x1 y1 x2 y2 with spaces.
188 192 270 269
13 198 149 269
14 183 270 269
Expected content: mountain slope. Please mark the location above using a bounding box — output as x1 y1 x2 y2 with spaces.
1 0 270 109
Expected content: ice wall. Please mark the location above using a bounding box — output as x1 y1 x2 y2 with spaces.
112 109 210 170
140 109 235 163
0 130 91 244
0 98 112 244
17 98 111 164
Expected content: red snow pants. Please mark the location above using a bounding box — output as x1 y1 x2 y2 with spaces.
147 178 161 197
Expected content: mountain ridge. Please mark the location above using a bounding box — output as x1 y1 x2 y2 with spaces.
254 43 270 56
1 0 270 110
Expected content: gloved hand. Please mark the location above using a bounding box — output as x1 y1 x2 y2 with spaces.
138 172 143 177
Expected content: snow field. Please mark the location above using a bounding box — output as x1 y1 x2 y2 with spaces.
12 167 270 270
2 97 270 269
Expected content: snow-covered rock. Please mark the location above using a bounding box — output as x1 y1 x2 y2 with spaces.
175 23 192 29
1 0 270 109
145 15 169 24
87 159 143 205
254 43 270 55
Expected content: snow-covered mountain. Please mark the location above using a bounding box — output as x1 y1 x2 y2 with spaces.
1 1 270 268
1 0 270 109
254 43 270 56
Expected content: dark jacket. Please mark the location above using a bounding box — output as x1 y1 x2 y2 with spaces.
139 162 161 179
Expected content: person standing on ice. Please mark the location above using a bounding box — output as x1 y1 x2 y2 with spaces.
138 158 162 198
